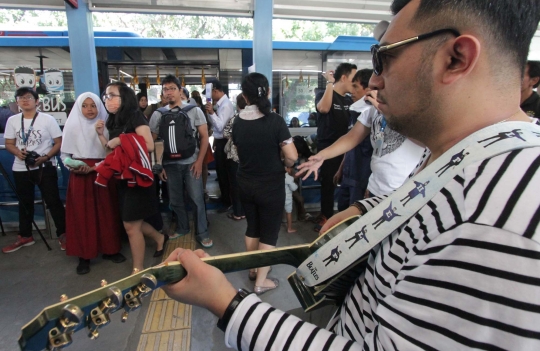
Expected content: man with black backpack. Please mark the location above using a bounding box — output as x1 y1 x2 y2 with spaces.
149 75 213 248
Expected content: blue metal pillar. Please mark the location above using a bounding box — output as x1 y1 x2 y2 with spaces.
253 0 274 94
65 2 99 96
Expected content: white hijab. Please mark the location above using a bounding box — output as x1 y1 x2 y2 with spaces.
61 92 108 159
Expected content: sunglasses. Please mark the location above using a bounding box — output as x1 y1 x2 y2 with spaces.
371 28 461 76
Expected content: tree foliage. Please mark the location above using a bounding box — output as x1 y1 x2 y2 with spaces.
0 9 373 41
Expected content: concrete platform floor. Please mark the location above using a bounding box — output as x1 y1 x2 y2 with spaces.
0 209 324 351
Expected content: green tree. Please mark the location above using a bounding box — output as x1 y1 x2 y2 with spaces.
0 9 373 41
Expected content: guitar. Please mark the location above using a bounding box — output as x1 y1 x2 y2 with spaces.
19 216 368 351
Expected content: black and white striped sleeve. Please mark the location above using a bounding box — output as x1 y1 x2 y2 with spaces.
225 294 362 351
357 195 388 213
363 223 540 350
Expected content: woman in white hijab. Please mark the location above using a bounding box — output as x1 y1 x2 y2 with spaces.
61 92 125 275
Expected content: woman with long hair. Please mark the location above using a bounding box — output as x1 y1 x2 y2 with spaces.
62 92 125 275
96 82 166 274
232 73 298 294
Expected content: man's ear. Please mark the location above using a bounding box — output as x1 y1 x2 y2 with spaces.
441 35 481 85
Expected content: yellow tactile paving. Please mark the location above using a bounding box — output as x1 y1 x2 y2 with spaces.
137 222 196 351
137 330 191 351
143 300 192 332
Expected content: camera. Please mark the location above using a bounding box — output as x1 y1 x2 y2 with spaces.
25 151 41 167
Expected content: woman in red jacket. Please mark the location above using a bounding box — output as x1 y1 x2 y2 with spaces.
96 82 166 274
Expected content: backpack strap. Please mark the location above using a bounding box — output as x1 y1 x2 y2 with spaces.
156 106 170 114
180 105 197 113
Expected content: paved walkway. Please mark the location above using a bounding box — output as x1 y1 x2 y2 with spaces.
1 209 323 351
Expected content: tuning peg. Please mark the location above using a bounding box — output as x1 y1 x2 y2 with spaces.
88 329 99 340
60 294 68 302
139 274 157 298
100 279 107 287
121 311 129 323
48 304 84 349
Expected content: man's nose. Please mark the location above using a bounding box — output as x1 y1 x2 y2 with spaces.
368 72 383 91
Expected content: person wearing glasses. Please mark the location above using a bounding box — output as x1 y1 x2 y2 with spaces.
2 87 66 254
149 75 213 248
96 82 166 274
161 0 540 350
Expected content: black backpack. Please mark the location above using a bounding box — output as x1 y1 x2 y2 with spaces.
157 105 197 160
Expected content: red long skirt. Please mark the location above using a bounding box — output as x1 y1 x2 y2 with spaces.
65 159 122 259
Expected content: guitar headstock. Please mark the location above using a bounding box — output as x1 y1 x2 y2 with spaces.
19 262 185 351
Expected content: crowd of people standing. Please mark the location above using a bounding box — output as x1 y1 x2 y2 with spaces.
3 3 540 347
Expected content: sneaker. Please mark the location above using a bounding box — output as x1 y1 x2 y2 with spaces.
2 235 35 253
58 234 66 251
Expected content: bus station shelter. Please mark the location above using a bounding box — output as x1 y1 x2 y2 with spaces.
0 2 539 351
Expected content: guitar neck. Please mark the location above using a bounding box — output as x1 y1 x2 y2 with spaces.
154 244 313 285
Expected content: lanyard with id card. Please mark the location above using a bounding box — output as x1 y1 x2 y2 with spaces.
374 116 387 157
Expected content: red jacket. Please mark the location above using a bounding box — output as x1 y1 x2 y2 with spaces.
95 133 153 188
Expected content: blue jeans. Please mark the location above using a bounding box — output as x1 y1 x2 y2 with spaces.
164 163 209 241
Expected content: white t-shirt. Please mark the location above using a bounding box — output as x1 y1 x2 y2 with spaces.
359 111 425 196
4 112 62 171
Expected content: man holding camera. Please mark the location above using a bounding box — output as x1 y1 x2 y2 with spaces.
2 87 66 253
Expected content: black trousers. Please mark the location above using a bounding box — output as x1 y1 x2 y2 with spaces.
13 165 66 238
214 138 231 206
238 174 284 246
319 155 343 219
226 159 244 217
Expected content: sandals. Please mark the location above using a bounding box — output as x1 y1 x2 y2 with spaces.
227 213 245 221
198 238 214 248
254 278 279 295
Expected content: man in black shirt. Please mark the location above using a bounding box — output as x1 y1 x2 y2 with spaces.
520 60 540 117
313 63 357 230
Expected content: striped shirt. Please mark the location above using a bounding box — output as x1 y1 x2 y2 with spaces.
225 146 540 351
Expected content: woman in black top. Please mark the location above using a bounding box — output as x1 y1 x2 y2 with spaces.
232 73 298 294
96 82 166 274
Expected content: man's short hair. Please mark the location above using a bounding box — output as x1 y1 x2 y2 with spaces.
353 69 374 89
334 63 358 82
390 0 540 75
161 74 181 90
528 61 540 89
15 87 38 101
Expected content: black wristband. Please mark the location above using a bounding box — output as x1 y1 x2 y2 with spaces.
216 289 251 332
351 201 366 215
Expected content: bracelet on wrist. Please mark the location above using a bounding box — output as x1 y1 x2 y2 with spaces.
216 289 251 332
